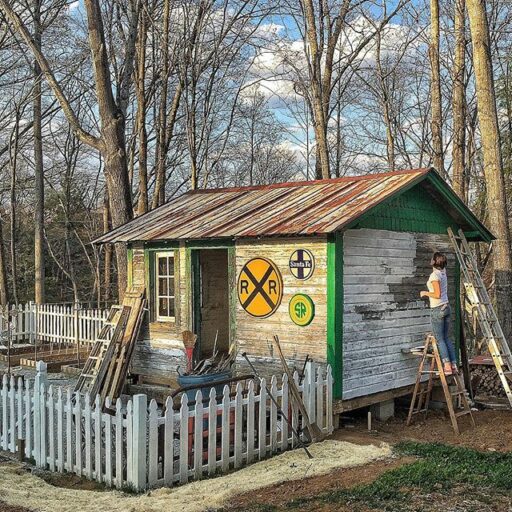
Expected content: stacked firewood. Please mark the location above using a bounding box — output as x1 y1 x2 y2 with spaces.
471 365 506 398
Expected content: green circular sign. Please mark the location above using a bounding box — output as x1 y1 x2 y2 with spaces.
289 294 315 327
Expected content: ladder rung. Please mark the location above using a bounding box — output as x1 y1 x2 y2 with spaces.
455 410 471 418
80 374 96 379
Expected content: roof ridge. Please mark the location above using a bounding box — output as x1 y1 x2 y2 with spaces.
189 168 431 195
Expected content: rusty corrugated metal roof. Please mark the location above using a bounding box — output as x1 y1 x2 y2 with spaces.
94 168 439 243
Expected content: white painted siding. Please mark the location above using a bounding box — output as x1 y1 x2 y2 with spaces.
342 228 456 400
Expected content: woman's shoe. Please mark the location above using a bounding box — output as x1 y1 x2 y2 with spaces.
451 363 459 374
443 362 453 375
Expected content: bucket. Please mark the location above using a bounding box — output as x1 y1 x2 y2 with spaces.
177 370 232 402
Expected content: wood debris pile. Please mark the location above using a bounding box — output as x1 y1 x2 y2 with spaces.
471 365 506 398
180 330 236 376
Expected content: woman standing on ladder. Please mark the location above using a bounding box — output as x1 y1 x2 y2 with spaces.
420 252 458 376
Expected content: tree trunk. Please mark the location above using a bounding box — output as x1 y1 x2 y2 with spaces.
0 217 7 306
9 112 19 306
452 0 466 200
376 31 395 171
135 12 148 215
429 0 444 176
152 0 171 208
84 0 132 299
467 0 512 341
33 0 45 303
103 192 112 303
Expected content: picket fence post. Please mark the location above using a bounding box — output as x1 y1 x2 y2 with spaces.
131 394 148 491
33 362 47 468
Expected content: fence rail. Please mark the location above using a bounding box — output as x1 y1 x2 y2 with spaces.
0 362 333 490
0 303 110 346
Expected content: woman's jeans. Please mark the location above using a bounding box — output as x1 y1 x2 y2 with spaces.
430 304 457 363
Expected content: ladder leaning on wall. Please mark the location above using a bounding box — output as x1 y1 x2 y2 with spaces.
448 227 512 407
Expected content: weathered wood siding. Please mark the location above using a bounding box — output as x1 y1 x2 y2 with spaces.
130 244 190 380
235 237 328 377
342 228 457 400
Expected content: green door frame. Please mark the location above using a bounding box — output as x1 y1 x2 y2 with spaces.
189 243 235 360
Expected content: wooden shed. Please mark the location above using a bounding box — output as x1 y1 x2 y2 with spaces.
96 168 492 410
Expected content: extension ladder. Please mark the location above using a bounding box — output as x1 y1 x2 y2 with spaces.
407 334 475 435
448 227 512 407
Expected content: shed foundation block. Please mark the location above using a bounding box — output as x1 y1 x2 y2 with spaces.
370 398 395 421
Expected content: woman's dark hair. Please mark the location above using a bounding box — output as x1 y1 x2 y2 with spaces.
431 252 447 270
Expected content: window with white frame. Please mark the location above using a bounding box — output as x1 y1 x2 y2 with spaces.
155 251 175 321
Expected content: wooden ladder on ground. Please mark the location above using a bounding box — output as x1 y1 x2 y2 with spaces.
75 287 147 410
74 305 129 395
407 334 475 435
448 227 512 407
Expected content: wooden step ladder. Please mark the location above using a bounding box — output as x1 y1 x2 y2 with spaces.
407 334 475 434
448 227 512 407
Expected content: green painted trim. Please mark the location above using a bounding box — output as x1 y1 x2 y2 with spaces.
191 249 202 358
127 247 133 288
227 247 237 349
145 248 154 320
185 239 234 249
327 232 343 399
144 241 180 250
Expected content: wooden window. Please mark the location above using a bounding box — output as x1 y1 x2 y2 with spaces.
155 251 175 322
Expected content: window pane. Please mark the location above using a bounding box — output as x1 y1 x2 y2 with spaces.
168 298 175 318
158 256 168 276
168 277 175 296
168 256 175 277
159 298 169 317
159 277 168 296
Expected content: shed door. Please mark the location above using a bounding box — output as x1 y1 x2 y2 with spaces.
193 249 230 358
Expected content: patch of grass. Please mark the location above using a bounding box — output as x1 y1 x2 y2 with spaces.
287 442 512 510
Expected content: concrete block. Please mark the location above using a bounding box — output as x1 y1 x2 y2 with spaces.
370 398 395 421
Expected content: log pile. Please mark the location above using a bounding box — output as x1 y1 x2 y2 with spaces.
471 365 506 398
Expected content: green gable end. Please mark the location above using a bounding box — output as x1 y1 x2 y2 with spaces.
351 183 458 234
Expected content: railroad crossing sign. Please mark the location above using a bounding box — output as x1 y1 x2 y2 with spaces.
289 294 315 327
238 257 283 318
289 249 315 280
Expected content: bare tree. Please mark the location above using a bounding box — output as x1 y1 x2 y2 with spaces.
429 0 444 176
452 0 466 199
33 0 45 303
0 0 140 298
467 0 512 340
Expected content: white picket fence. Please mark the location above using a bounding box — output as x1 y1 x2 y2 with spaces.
0 303 110 345
0 362 333 490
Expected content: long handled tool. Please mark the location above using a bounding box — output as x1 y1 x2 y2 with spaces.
242 352 313 459
272 335 325 442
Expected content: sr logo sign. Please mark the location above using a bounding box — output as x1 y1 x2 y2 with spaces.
289 294 315 327
238 258 283 318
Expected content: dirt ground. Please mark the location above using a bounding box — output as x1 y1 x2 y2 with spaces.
220 408 512 512
337 407 512 452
